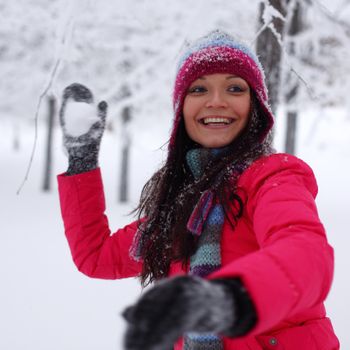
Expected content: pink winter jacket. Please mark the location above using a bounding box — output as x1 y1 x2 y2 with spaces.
57 153 340 350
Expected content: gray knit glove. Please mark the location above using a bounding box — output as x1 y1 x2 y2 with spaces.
122 276 256 350
59 83 107 175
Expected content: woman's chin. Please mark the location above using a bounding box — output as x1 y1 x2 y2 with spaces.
197 139 233 149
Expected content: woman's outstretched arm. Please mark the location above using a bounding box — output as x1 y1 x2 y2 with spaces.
57 83 142 279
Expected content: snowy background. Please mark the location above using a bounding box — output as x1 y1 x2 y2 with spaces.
1 0 349 349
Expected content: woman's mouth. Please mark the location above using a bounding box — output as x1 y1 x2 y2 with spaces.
199 116 234 126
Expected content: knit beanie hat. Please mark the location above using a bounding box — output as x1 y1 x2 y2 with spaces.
170 30 274 149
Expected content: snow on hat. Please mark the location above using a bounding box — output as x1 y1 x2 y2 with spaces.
170 30 274 148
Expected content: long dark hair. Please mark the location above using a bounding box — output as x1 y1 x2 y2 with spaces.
134 93 272 286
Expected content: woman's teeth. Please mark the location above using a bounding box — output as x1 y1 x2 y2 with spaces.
202 117 232 125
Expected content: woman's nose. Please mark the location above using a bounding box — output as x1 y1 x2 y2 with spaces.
205 91 228 108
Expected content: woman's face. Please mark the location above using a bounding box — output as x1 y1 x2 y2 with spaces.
183 73 251 148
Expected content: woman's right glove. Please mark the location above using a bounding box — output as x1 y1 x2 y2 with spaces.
59 83 108 175
122 276 257 350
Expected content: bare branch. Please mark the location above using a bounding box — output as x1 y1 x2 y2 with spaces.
16 60 61 195
250 18 274 45
289 67 318 100
16 3 76 195
251 0 286 45
267 22 284 46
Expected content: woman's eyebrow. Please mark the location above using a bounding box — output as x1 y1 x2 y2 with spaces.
226 75 239 79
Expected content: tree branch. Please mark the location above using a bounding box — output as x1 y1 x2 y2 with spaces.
16 1 76 195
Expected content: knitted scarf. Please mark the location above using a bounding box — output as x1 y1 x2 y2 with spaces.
184 147 241 350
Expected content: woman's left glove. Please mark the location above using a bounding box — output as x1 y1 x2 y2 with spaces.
122 275 255 350
59 83 108 175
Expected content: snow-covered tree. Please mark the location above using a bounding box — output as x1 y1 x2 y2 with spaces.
256 0 350 154
2 0 349 191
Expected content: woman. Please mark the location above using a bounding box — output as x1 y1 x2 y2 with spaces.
57 31 339 350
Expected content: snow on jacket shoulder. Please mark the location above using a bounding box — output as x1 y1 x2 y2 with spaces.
57 168 142 279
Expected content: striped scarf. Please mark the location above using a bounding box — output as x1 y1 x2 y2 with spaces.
184 148 227 350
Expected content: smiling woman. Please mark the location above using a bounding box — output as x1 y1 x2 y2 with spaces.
57 30 339 350
183 74 251 148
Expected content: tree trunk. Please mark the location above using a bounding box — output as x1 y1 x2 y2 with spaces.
284 2 303 154
256 0 304 154
256 0 287 115
284 110 297 154
119 105 132 203
42 95 56 191
13 121 20 151
119 143 130 203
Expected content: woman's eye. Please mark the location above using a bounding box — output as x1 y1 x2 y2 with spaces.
187 86 207 94
228 85 245 93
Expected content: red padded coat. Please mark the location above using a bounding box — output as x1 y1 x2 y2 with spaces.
57 153 339 350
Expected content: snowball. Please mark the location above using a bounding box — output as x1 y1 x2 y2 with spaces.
64 101 100 137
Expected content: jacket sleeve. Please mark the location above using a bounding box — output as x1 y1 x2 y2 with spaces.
57 168 142 279
209 154 334 335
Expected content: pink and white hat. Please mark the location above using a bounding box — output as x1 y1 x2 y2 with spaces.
170 30 274 148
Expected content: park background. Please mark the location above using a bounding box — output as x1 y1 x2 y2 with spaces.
1 0 349 349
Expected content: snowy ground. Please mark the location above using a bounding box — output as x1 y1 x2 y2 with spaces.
0 106 349 349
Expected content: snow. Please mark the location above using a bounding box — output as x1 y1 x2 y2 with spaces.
64 101 99 137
